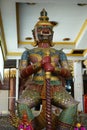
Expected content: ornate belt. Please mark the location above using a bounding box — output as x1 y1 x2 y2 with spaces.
33 76 59 81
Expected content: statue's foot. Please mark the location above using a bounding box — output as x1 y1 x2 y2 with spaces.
56 121 73 130
57 126 72 130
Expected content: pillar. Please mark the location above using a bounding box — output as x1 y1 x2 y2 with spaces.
74 60 83 111
9 77 16 113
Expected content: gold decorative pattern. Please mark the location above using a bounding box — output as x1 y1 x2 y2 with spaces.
68 60 74 76
30 54 42 62
4 69 16 78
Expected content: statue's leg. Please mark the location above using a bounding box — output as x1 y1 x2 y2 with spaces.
52 86 79 130
17 85 41 121
57 104 78 130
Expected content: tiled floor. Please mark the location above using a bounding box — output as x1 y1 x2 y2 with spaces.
0 116 16 130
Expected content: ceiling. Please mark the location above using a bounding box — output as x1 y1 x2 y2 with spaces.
1 0 87 61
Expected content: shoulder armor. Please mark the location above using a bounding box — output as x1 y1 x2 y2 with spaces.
21 50 30 60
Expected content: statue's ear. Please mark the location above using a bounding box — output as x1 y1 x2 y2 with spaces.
32 29 38 47
32 29 35 39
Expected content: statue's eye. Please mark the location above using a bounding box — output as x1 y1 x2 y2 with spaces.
37 27 42 32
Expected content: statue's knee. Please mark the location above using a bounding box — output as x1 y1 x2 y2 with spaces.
66 103 78 113
71 100 79 107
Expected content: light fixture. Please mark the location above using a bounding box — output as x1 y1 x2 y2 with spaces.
63 38 70 41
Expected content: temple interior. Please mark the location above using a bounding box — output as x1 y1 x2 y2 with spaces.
0 0 87 130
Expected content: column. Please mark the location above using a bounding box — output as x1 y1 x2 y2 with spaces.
9 77 16 113
16 59 19 100
74 60 83 111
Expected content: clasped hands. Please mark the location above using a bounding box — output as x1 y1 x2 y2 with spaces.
41 56 55 72
41 56 70 77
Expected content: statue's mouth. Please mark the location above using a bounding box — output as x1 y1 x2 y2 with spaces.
41 29 51 35
38 34 52 40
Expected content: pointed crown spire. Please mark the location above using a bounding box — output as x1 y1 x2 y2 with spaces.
35 8 53 27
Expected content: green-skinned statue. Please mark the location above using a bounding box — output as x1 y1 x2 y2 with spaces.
17 9 78 130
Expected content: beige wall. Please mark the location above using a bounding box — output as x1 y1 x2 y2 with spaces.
0 90 9 114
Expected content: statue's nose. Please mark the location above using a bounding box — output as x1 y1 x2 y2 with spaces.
41 28 51 35
42 29 49 34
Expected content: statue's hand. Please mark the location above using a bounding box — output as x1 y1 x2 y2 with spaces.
41 56 51 67
43 63 55 72
41 56 54 72
60 68 71 77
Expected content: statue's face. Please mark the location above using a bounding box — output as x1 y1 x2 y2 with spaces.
33 25 53 44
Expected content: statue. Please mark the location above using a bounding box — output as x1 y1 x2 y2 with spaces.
17 9 79 130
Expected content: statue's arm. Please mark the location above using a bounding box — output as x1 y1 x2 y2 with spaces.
54 51 71 78
20 62 41 79
19 50 41 79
